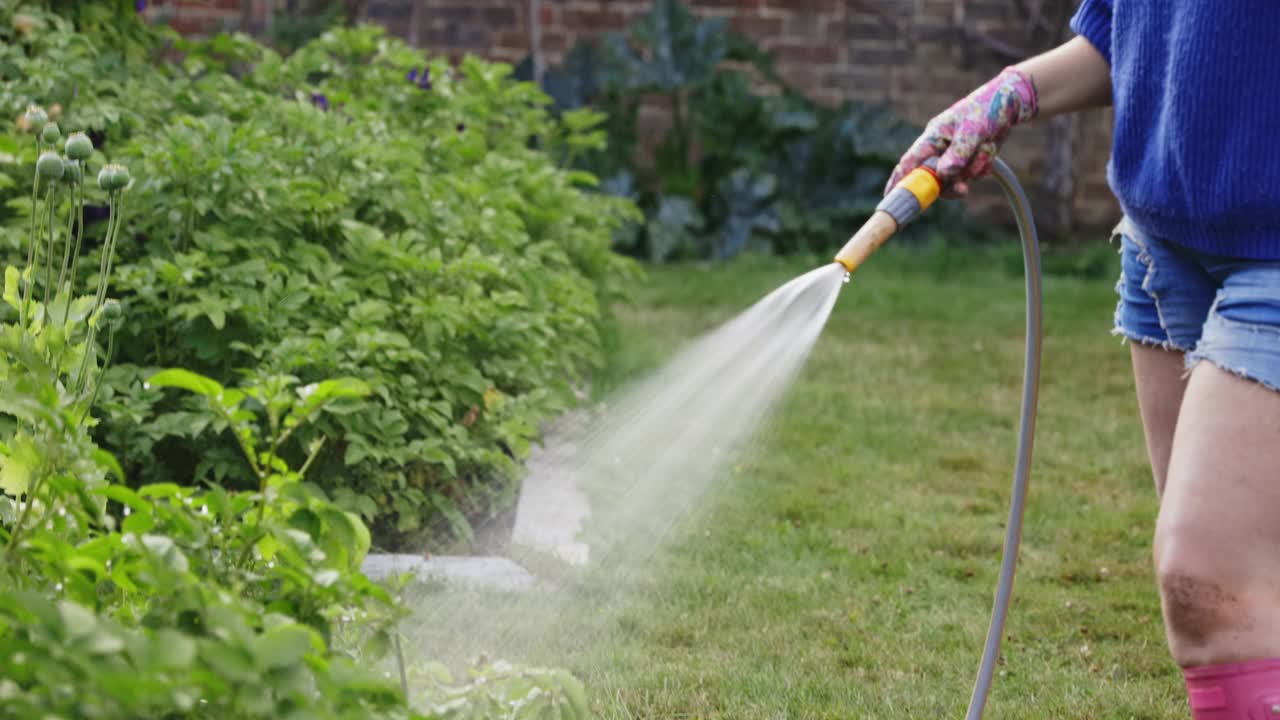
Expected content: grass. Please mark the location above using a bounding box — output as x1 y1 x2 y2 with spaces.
405 243 1185 719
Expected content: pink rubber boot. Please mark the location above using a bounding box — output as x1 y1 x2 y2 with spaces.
1184 658 1280 719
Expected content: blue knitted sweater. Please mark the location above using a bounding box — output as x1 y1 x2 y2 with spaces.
1071 0 1280 258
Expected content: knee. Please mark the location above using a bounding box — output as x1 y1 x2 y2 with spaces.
1155 534 1248 663
1157 565 1240 641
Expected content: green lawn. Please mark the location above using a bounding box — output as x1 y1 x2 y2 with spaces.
406 245 1186 719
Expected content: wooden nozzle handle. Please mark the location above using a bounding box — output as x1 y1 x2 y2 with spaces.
833 211 899 272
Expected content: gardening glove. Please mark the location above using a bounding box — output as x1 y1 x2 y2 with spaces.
886 66 1038 198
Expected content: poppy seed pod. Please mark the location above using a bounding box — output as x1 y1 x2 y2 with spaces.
40 122 61 145
98 164 130 192
65 132 93 161
36 152 64 181
99 299 124 323
62 159 83 185
23 105 48 133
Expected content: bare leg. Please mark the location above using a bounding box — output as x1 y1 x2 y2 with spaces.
1154 361 1280 666
1130 342 1189 497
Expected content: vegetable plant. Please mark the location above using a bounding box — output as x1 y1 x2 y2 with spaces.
0 5 641 551
521 0 975 261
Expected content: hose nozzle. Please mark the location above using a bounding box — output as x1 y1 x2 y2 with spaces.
834 160 942 272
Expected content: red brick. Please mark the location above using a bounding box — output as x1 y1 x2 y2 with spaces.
848 45 907 66
775 65 819 93
368 2 412 21
843 17 892 41
540 30 570 52
764 40 839 64
495 29 528 49
382 19 411 38
166 16 217 35
431 6 475 23
764 0 841 14
723 15 777 40
696 0 762 9
965 1 1014 21
481 7 518 26
562 8 627 30
492 48 526 63
824 68 890 95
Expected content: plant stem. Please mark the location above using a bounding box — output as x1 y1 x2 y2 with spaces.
297 436 326 480
42 184 57 311
57 184 75 301
20 140 40 332
394 632 410 699
57 179 79 299
55 175 86 378
75 191 127 396
76 324 115 428
94 191 126 310
220 414 261 479
66 175 86 302
2 477 42 562
253 398 332 527
254 470 270 527
3 433 54 563
47 183 81 380
88 196 118 315
269 403 327 461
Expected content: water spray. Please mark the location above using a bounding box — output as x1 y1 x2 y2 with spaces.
400 157 1041 718
834 157 1042 720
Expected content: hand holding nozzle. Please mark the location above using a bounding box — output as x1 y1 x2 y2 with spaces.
835 65 1039 273
833 158 942 273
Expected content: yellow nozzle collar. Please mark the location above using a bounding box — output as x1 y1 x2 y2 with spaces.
899 166 941 210
832 166 942 273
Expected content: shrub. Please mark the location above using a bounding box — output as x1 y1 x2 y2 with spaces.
0 92 595 720
0 98 415 717
0 5 639 549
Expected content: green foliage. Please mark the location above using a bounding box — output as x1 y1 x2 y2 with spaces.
0 6 640 548
0 103 415 717
520 0 972 261
0 364 422 718
0 75 599 712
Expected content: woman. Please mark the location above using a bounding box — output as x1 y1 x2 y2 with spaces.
886 2 1280 717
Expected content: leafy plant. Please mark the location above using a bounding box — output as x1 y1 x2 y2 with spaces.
0 99 416 718
0 10 609 716
522 0 972 261
1 10 641 550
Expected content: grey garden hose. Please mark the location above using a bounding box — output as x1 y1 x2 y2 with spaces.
834 156 1041 716
963 157 1043 719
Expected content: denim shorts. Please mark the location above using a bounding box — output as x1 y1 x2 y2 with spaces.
1113 217 1280 392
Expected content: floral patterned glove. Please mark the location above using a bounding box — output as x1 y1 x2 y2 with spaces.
886 66 1038 197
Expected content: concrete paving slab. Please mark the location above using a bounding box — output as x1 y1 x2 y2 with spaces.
361 554 535 591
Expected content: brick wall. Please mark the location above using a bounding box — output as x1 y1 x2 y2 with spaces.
150 0 1120 236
